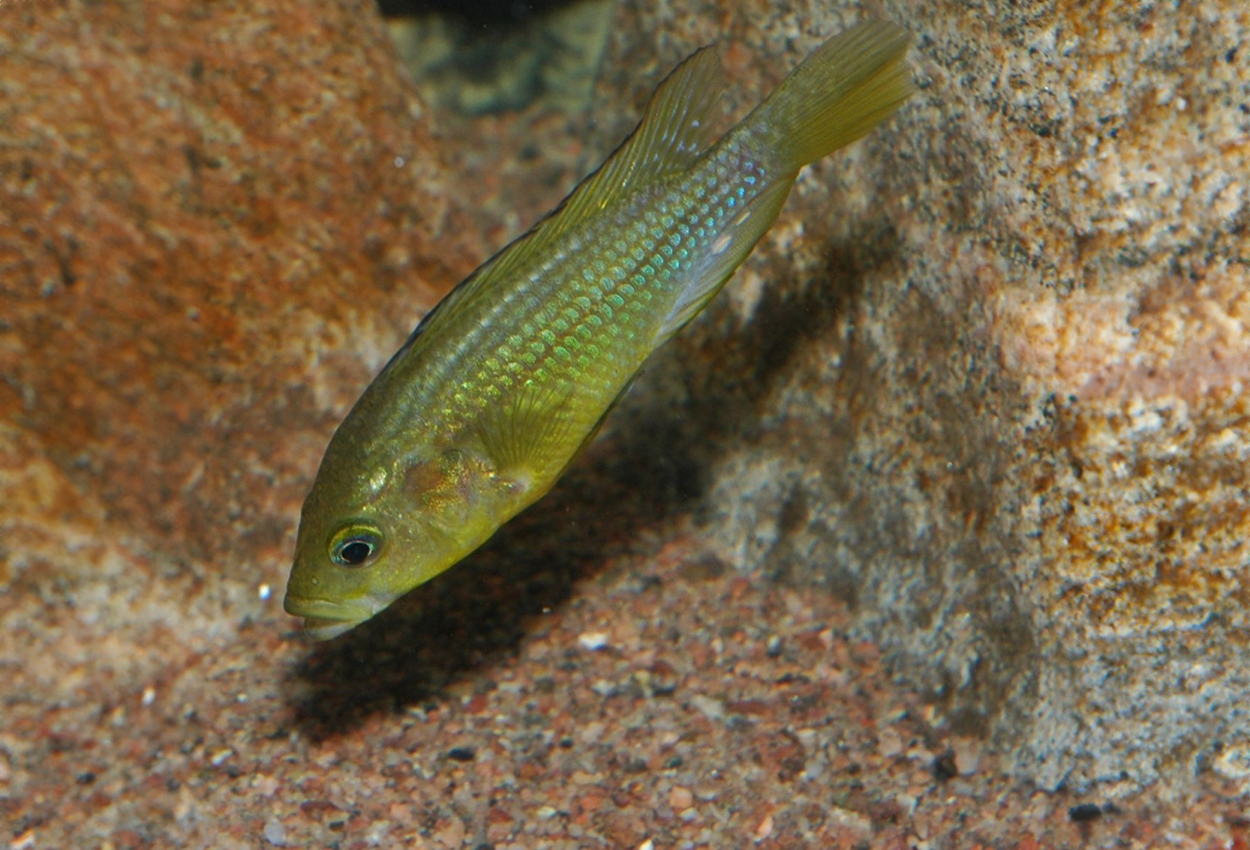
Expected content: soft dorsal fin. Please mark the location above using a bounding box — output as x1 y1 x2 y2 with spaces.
386 44 727 386
401 47 726 347
554 45 725 223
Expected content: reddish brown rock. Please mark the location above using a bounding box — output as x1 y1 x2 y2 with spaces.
1 0 475 611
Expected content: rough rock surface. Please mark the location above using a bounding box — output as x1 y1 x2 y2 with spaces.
592 0 1250 791
1 0 1248 845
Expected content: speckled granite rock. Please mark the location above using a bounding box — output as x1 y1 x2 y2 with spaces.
594 0 1250 790
3 0 1249 844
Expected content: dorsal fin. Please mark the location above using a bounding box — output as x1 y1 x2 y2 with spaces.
554 44 724 222
397 47 726 351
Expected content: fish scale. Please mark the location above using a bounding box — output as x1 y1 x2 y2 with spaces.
410 147 767 441
284 21 915 639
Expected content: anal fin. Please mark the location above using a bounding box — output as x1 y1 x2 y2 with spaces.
655 175 795 345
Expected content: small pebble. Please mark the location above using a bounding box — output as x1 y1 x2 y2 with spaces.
578 631 609 650
932 750 958 781
1069 803 1103 822
1214 743 1250 780
263 818 286 846
434 816 466 847
829 806 873 836
878 728 904 758
253 774 280 796
669 785 694 810
690 694 725 721
579 721 606 744
590 679 619 697
951 736 983 775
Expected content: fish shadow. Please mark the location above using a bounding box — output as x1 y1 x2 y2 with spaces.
283 427 696 741
285 217 901 741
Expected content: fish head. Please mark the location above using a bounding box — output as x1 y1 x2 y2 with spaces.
284 437 514 640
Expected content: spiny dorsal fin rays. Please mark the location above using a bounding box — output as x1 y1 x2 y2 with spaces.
394 46 727 360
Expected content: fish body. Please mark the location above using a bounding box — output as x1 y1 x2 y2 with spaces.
285 21 914 639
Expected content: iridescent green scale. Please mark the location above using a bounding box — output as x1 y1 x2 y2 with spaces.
451 144 765 450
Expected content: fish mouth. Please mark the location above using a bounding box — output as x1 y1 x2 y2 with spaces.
283 595 374 641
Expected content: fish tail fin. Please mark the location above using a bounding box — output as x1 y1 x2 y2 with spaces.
745 20 914 171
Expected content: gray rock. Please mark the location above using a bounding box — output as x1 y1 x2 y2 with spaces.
600 0 1250 791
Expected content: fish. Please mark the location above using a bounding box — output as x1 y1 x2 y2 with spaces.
284 20 915 639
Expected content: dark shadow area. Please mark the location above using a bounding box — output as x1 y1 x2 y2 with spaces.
286 215 904 741
675 215 905 448
377 0 577 28
286 409 700 741
377 0 610 114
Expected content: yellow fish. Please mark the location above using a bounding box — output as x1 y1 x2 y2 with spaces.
285 21 914 639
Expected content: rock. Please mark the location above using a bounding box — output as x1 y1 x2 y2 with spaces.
386 0 615 115
0 0 474 635
600 0 1250 790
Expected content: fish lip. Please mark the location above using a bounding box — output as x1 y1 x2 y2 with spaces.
283 595 372 641
300 616 364 641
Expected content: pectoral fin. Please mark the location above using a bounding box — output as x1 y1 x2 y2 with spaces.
475 380 581 479
476 375 639 490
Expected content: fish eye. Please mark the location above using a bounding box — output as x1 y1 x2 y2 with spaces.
328 523 384 568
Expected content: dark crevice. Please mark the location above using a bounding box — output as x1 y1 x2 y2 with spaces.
377 0 576 28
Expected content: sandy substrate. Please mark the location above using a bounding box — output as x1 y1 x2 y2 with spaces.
7 488 1250 847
